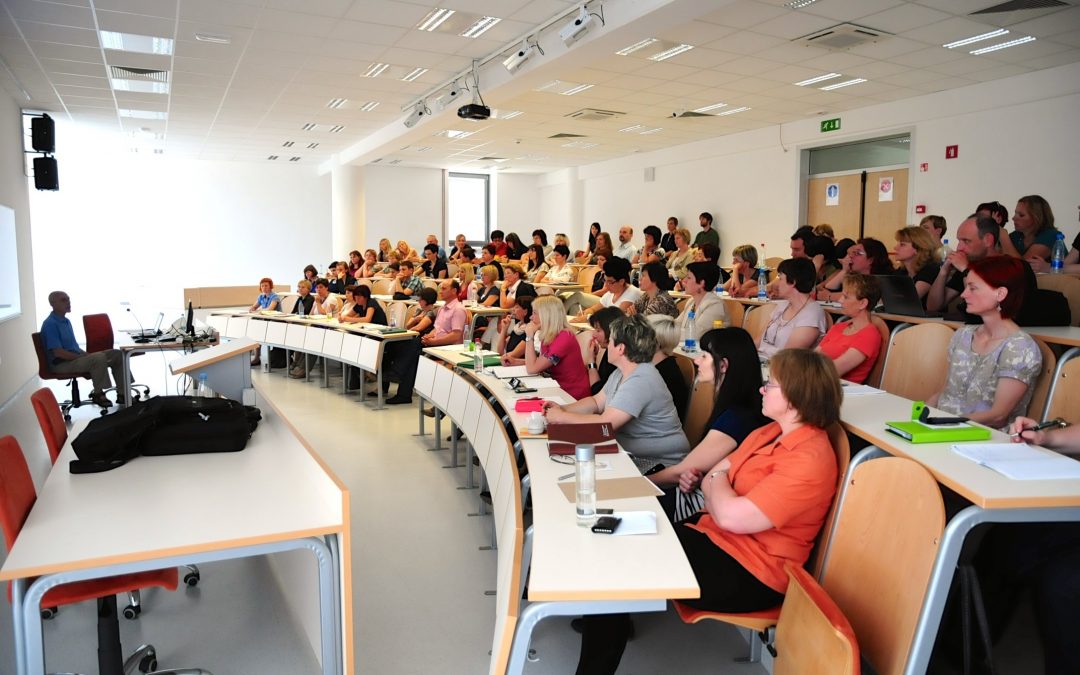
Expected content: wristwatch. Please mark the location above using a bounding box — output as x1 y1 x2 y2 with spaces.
587 362 596 370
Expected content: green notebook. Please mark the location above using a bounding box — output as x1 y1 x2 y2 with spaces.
462 354 503 369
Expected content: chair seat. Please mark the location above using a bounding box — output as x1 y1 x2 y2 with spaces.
673 600 781 631
42 568 178 608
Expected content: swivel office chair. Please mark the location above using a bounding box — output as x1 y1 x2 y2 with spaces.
83 313 151 404
31 332 98 420
0 435 211 675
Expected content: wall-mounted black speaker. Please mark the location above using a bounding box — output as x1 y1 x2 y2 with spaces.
33 156 58 191
31 114 55 153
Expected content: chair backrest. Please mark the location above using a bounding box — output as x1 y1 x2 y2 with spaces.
764 256 784 271
1027 337 1057 422
574 254 591 265
576 265 600 290
82 313 114 353
743 303 776 345
809 423 851 578
1044 347 1080 425
864 315 892 389
673 352 695 392
721 299 745 328
774 564 860 675
682 374 714 447
30 388 67 465
278 293 299 314
879 322 955 401
447 263 459 279
371 278 395 296
821 457 945 675
1036 274 1080 326
0 435 35 552
574 328 595 369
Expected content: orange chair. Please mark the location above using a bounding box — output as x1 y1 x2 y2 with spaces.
0 435 205 674
30 387 67 464
83 313 150 402
31 332 94 421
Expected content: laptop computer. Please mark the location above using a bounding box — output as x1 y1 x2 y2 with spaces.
874 275 940 318
124 312 164 338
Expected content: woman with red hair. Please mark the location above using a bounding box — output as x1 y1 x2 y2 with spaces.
927 256 1041 429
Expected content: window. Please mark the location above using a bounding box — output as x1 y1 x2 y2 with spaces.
447 172 489 245
808 134 910 174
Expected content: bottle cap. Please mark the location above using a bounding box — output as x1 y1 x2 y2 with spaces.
575 444 595 461
713 320 724 329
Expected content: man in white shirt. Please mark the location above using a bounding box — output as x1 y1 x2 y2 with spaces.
612 226 636 261
675 262 727 341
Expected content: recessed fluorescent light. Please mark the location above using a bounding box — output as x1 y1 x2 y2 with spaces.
616 38 659 56
496 110 523 119
329 125 345 133
99 30 173 55
561 83 594 96
289 157 301 162
794 72 841 86
302 122 317 131
307 142 319 149
943 29 1008 49
194 32 231 44
417 8 455 32
460 16 500 38
119 109 167 120
639 127 663 135
693 102 727 113
415 146 432 152
282 141 294 147
267 155 279 160
562 141 598 148
619 124 644 132
363 63 389 77
820 78 866 91
327 98 347 109
970 36 1035 55
111 79 169 94
441 129 475 139
401 68 428 82
717 106 750 116
359 101 380 112
786 0 821 8
648 44 694 61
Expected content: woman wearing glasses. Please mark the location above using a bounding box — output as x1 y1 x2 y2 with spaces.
575 348 842 674
818 237 896 299
757 257 827 360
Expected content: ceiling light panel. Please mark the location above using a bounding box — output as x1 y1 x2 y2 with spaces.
693 103 727 113
536 80 595 96
616 38 659 56
619 124 644 132
786 0 821 8
359 101 380 112
820 78 866 91
401 68 428 82
119 109 167 119
417 8 455 32
193 33 231 44
495 110 523 120
112 79 169 94
794 73 841 86
970 36 1035 55
943 29 1008 49
327 98 347 109
717 107 750 116
639 127 663 135
363 63 390 77
460 16 501 38
648 44 694 62
100 31 174 55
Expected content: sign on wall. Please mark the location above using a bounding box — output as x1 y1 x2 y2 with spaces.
825 183 840 206
878 177 894 202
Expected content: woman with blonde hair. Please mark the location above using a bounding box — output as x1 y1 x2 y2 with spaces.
723 244 759 298
377 238 393 262
667 227 696 283
523 296 591 399
893 226 940 304
646 314 689 417
358 249 379 278
456 262 476 302
396 239 420 263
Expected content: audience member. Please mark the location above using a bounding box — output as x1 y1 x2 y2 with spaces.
573 348 841 674
758 258 827 360
524 296 591 400
676 262 727 342
612 226 636 261
630 262 678 318
694 211 719 250
340 285 387 325
592 232 614 263
376 260 400 279
660 216 678 254
496 295 535 364
632 225 665 265
999 195 1060 261
723 245 758 297
456 263 476 302
392 260 425 298
646 314 689 418
420 243 448 279
41 290 125 408
377 238 393 262
535 244 573 283
928 256 1041 429
504 232 527 261
532 229 551 256
574 258 642 320
892 226 941 304
819 237 895 294
479 244 505 280
425 234 446 260
693 242 721 266
249 277 281 312
584 306 623 395
396 239 420 263
576 222 600 259
448 234 469 262
499 263 535 309
590 249 610 293
358 249 379 278
405 287 439 336
475 265 500 308
489 229 508 257
384 280 467 405
815 274 882 384
312 278 342 315
347 250 363 279
1028 228 1080 274
813 223 836 243
920 214 947 259
524 244 548 282
647 327 767 521
303 264 319 283
293 279 315 315
666 227 696 283
327 261 349 294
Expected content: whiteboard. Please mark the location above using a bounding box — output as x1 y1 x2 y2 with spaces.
0 205 18 323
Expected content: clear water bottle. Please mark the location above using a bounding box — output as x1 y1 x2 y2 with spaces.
941 238 953 257
575 444 597 526
473 338 484 372
1051 232 1067 274
463 324 472 350
715 279 724 297
683 310 697 352
389 312 397 329
196 372 213 398
757 267 768 299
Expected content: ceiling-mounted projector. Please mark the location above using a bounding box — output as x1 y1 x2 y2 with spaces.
560 6 594 46
458 103 491 120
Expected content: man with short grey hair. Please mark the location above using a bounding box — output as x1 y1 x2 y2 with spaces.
40 290 124 408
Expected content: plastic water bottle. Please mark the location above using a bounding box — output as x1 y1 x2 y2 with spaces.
575 444 597 526
389 313 397 329
196 372 213 398
1051 233 1067 274
683 310 697 352
715 280 724 298
473 338 484 372
463 324 472 350
941 238 953 257
757 267 768 299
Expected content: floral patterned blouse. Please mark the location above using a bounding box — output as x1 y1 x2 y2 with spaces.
938 325 1042 427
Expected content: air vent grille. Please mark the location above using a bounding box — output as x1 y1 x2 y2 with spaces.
973 0 1066 13
565 108 625 121
795 23 889 51
109 66 168 82
548 133 586 139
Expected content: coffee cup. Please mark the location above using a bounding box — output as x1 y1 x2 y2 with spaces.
527 411 546 434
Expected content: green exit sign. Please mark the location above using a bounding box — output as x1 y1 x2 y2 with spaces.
820 118 841 133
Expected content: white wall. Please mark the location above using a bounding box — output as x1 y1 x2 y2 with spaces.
494 172 541 237
29 135 331 322
541 61 1080 257
359 165 443 250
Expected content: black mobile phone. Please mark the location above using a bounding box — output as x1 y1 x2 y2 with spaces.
591 516 622 534
923 415 969 425
514 386 537 394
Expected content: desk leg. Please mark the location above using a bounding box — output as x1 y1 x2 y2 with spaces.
444 422 461 469
341 363 348 395
376 368 385 410
429 410 443 452
11 577 26 675
119 351 133 408
461 441 476 489
414 397 427 436
18 536 343 675
506 599 666 675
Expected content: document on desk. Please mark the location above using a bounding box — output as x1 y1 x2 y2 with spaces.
611 511 658 536
558 476 664 502
951 443 1080 480
518 376 562 390
490 365 530 378
840 382 884 396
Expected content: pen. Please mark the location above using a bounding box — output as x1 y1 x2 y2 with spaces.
1010 418 1066 439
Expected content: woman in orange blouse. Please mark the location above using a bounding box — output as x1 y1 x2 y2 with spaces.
576 348 842 674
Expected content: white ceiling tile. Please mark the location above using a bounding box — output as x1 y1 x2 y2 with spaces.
94 10 175 37
633 61 699 81
848 60 910 79
795 50 873 71
877 68 944 87
725 76 788 94
911 1 997 16
907 75 978 93
969 39 1070 65
173 55 241 76
257 9 338 37
704 29 786 56
328 19 410 45
94 0 176 18
645 80 705 98
899 16 1004 47
321 39 389 61
666 47 742 69
16 21 99 47
657 20 737 47
344 1 429 28
47 72 107 88
506 0 577 25
8 1 95 29
1020 50 1080 70
924 56 996 77
889 46 966 68
30 41 103 63
178 0 263 29
860 4 954 33
751 12 838 40
174 38 248 61
39 57 106 76
699 2 788 30
716 55 787 76
801 0 906 23
1005 6 1080 38
847 35 927 60
675 69 744 88
264 0 354 18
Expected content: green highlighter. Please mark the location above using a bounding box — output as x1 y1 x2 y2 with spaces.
885 401 992 443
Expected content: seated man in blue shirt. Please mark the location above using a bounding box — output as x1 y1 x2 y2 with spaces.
41 290 124 408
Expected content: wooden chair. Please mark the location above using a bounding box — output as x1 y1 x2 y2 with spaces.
31 332 93 421
864 315 892 389
1043 347 1080 424
879 322 955 401
673 424 851 658
764 256 784 270
574 254 592 265
681 374 713 448
370 277 395 296
742 303 776 345
1036 274 1080 326
30 387 67 464
773 564 860 675
721 299 745 328
1027 337 1057 422
820 457 945 675
576 265 600 292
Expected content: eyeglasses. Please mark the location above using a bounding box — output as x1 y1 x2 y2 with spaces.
761 374 781 390
849 249 867 257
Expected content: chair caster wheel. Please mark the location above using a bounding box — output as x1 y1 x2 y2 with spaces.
123 604 141 620
139 654 158 673
184 570 201 587
41 607 58 620
63 414 72 422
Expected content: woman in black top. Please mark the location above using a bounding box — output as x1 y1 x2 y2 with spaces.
585 306 623 395
504 232 527 261
341 285 387 325
497 295 535 364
